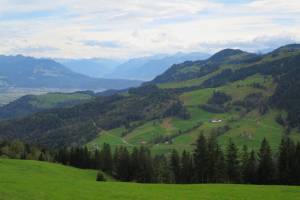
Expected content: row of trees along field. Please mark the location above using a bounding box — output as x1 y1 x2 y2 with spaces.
53 135 300 185
1 136 299 185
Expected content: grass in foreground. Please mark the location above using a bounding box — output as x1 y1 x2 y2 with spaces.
1 158 300 200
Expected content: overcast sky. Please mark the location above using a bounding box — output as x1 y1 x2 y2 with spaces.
0 0 299 58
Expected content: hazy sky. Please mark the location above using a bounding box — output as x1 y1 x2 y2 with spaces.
0 0 299 58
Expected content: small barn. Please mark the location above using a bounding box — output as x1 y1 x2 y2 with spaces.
211 119 222 123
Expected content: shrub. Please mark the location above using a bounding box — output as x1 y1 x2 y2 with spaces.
96 172 106 182
208 91 232 105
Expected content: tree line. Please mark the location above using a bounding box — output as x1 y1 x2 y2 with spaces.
0 140 52 161
1 136 299 185
54 135 300 185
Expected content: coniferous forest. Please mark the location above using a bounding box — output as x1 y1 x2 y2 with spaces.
2 135 300 185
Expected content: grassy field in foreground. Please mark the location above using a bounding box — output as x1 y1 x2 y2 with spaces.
1 158 300 200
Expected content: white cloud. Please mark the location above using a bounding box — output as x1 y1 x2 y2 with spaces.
0 0 299 58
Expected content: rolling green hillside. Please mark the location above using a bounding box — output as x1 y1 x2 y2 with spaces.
0 86 186 148
151 49 259 84
1 44 300 155
89 74 300 154
88 45 300 154
0 158 299 200
0 91 94 120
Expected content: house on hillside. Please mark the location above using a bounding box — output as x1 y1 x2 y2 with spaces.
211 119 222 123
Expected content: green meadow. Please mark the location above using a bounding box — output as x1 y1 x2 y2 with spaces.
1 158 300 200
29 92 93 109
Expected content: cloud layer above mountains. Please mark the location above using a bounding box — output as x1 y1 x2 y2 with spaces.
0 0 299 58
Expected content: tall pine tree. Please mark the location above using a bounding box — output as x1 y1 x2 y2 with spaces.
226 139 240 183
180 150 194 183
215 145 226 183
257 138 274 184
135 147 154 183
242 150 257 184
153 155 172 183
100 143 113 173
193 134 208 183
207 136 221 183
114 146 131 181
170 149 181 183
278 138 290 184
294 142 300 185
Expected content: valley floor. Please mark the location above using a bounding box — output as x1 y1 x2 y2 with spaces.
0 87 83 106
0 158 299 200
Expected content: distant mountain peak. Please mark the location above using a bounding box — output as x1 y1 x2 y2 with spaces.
274 43 300 52
0 55 142 90
209 49 249 62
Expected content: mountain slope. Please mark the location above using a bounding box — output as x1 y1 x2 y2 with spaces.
1 44 300 153
89 44 300 153
150 49 259 84
0 55 142 90
0 85 187 148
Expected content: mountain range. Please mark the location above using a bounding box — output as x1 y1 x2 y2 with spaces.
58 52 210 81
56 58 124 78
1 44 300 154
0 55 142 91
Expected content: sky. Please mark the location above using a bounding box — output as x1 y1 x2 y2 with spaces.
0 0 299 59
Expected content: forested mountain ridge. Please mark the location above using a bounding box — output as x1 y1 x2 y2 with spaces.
0 85 187 148
1 44 300 153
155 44 300 87
0 55 142 90
155 44 300 129
150 49 259 84
89 43 300 153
